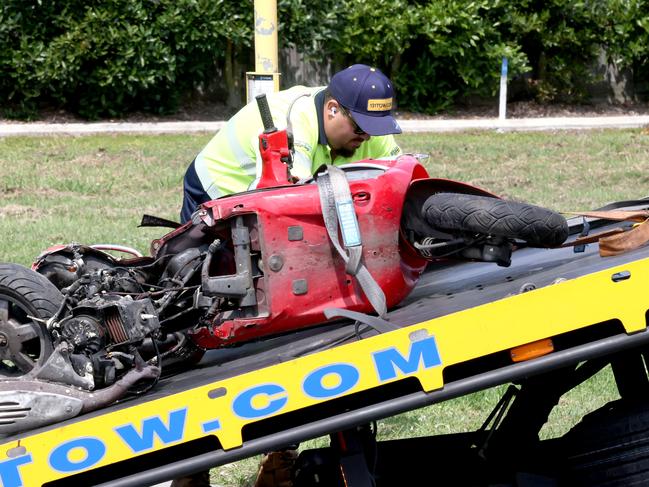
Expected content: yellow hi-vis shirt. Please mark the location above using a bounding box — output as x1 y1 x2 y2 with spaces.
192 86 402 198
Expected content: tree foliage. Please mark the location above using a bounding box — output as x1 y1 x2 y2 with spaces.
0 0 252 118
2 0 649 119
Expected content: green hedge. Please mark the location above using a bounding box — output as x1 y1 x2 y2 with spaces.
328 0 649 112
0 0 252 118
2 0 649 119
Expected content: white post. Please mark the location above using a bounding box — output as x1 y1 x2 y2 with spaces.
499 57 508 120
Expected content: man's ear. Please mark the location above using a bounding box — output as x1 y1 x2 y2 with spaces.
325 100 339 118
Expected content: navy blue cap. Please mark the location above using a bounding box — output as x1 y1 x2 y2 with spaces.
328 64 402 136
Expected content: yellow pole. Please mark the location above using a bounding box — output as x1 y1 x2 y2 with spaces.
247 0 280 102
254 0 278 74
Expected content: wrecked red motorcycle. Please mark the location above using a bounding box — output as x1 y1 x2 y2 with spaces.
0 96 568 435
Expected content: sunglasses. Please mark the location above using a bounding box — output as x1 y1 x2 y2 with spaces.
339 106 367 136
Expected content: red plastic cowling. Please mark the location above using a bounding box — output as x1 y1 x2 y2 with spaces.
188 156 430 348
257 129 292 188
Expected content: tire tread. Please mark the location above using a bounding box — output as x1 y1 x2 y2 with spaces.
0 263 63 318
422 193 568 247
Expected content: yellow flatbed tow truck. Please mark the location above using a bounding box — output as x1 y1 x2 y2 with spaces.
2 203 649 487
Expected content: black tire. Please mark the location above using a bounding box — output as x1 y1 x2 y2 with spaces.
422 192 568 247
560 399 649 486
0 263 63 376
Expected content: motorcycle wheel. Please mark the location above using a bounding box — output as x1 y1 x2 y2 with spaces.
422 192 569 247
0 263 62 376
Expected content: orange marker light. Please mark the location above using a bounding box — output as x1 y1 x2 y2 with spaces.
510 338 554 362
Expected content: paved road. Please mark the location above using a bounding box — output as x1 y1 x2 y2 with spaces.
1 115 648 136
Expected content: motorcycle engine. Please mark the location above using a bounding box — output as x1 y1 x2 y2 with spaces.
57 296 160 388
35 245 198 390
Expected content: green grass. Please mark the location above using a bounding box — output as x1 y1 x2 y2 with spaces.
399 130 649 210
0 134 208 263
2 130 647 265
0 129 645 485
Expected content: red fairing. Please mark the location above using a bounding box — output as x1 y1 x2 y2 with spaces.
256 129 292 188
182 156 430 348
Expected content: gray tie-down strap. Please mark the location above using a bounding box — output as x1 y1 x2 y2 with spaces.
316 165 387 317
324 308 399 334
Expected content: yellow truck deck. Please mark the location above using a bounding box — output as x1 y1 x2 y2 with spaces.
2 210 649 487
